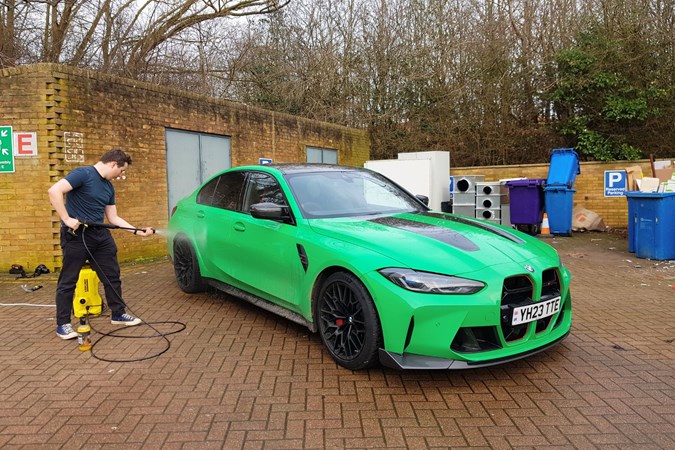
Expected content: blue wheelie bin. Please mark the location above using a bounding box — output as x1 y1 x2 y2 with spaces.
505 179 546 235
547 148 580 188
544 186 576 235
625 192 675 260
544 148 580 235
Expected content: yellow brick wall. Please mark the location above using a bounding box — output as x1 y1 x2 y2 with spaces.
452 159 665 229
0 64 370 272
0 69 57 272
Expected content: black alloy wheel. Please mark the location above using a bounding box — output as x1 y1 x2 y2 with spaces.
317 272 382 370
173 238 206 293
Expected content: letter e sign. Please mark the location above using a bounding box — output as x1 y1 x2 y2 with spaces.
14 132 38 156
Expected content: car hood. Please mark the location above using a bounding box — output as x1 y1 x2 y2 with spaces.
307 212 557 275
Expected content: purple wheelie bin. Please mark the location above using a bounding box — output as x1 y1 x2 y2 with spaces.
505 179 546 235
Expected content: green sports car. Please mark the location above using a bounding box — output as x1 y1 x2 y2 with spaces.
168 164 571 370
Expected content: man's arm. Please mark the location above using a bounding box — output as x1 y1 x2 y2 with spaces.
48 178 80 230
104 205 154 237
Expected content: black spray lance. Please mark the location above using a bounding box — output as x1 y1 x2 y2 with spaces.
69 221 156 235
86 222 156 234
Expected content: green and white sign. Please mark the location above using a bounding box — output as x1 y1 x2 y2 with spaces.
0 126 15 173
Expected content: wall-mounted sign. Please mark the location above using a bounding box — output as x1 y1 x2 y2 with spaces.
64 131 84 163
13 132 38 156
0 126 15 173
604 170 627 197
259 158 273 165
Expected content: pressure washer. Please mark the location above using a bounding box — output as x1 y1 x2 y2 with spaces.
72 264 101 352
73 264 103 318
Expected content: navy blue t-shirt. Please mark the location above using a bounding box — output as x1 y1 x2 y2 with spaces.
64 166 115 223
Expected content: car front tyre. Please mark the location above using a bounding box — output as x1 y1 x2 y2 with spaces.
173 238 206 293
317 272 383 370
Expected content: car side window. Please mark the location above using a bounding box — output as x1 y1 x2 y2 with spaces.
196 177 219 206
242 172 287 213
196 171 245 211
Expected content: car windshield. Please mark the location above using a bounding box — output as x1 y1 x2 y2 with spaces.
285 170 425 218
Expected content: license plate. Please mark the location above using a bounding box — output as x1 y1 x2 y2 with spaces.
511 297 561 326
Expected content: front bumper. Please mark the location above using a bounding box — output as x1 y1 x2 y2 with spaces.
363 259 572 366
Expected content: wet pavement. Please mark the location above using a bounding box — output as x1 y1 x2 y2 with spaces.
1 232 674 449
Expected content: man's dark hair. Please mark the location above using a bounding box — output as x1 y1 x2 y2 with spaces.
100 148 132 166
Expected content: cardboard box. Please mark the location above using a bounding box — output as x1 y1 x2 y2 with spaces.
639 177 660 192
625 165 643 190
655 168 675 183
654 160 673 183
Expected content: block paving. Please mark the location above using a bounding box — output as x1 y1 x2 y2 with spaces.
1 232 674 449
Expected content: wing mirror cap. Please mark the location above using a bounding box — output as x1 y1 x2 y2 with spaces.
250 202 291 220
415 194 429 206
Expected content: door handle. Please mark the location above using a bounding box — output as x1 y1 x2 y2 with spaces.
196 211 205 219
234 222 246 232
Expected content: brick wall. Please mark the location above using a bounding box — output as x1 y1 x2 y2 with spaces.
0 64 370 272
0 68 57 273
452 159 665 229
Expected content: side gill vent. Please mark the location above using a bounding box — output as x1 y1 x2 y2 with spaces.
296 244 309 272
404 316 415 350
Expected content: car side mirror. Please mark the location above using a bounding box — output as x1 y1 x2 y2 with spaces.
250 202 291 222
415 194 429 206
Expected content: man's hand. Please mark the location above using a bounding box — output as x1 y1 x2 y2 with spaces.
135 227 154 237
64 217 80 231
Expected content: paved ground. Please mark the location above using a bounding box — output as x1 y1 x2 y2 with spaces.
1 232 674 449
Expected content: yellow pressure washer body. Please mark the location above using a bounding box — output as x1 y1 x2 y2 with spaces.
72 266 102 318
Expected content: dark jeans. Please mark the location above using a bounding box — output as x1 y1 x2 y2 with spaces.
55 225 126 325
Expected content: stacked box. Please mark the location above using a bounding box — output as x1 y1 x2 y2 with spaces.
476 208 500 221
475 182 508 224
453 205 477 217
454 175 485 193
451 175 485 217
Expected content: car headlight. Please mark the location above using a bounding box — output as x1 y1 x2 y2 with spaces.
379 268 485 294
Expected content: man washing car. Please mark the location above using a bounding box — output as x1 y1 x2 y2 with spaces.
48 148 153 339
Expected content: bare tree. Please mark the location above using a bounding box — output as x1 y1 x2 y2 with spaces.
3 0 672 163
1 0 288 75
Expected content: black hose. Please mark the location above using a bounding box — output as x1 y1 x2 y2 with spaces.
78 225 183 362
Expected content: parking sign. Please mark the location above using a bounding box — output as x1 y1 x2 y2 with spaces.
604 170 627 197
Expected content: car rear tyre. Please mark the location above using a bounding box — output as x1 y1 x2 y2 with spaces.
173 238 206 293
317 272 382 370
516 224 539 236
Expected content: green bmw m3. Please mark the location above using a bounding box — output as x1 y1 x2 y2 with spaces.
168 164 571 370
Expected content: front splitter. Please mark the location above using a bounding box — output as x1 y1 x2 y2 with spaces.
379 331 570 370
